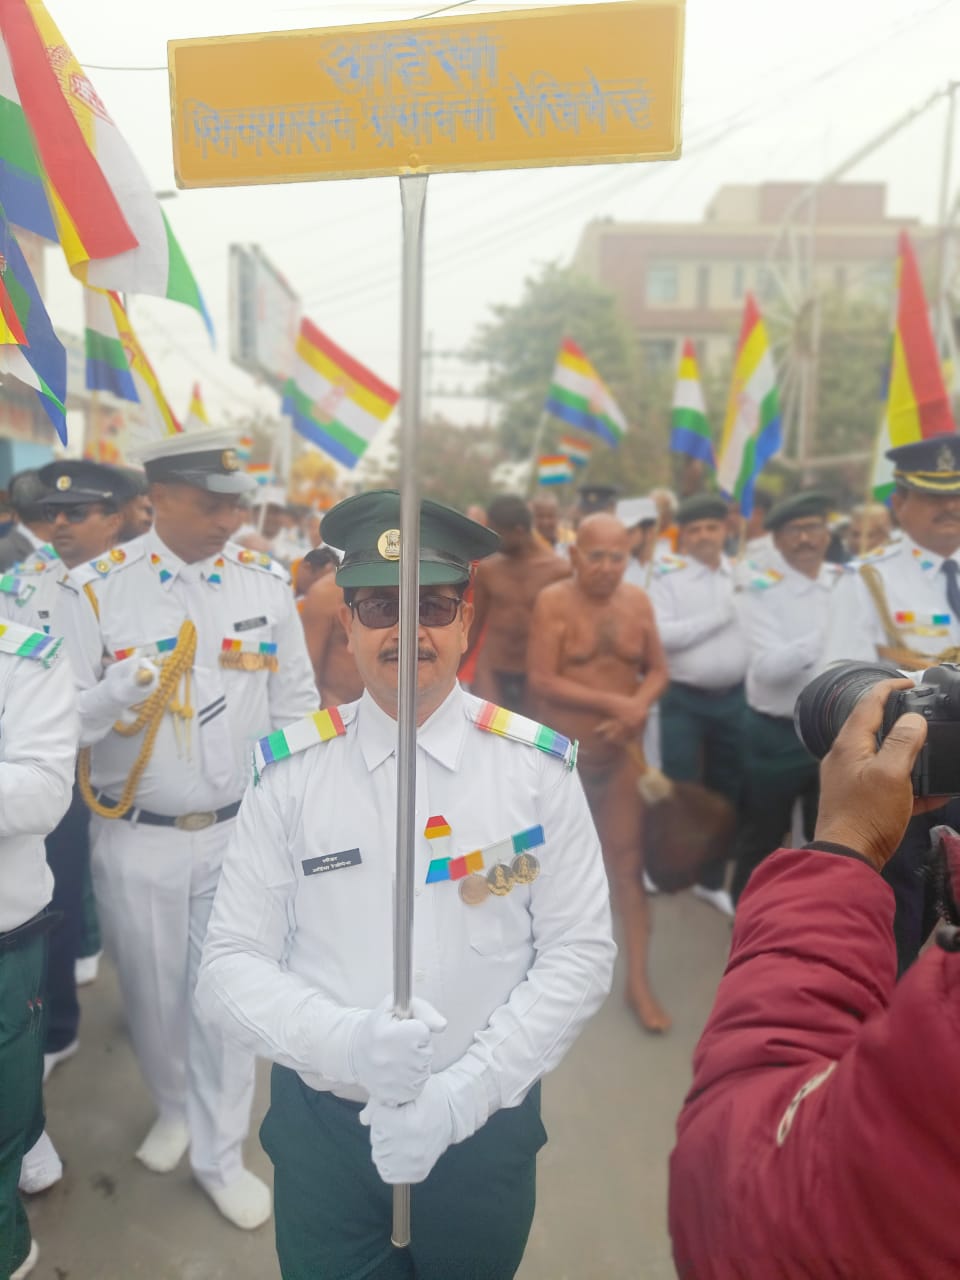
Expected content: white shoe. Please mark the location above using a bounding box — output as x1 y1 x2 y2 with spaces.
75 951 102 986
19 1130 63 1194
692 885 735 918
43 1037 79 1083
135 1117 190 1173
642 870 660 895
11 1239 39 1278
198 1169 272 1230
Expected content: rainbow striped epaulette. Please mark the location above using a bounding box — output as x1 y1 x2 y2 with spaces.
744 566 784 591
224 543 289 583
0 620 62 667
469 700 578 771
73 542 143 584
253 704 353 784
652 553 687 577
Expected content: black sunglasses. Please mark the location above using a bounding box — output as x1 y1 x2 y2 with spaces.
43 503 103 524
352 593 462 630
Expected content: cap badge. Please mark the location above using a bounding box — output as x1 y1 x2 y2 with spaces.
56 475 71 491
221 449 239 473
377 528 401 561
938 444 955 472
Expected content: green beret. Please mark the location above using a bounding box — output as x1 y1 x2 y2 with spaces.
886 433 960 493
675 494 729 525
765 491 832 531
321 490 501 588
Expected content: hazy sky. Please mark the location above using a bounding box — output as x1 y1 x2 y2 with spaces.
43 0 960 465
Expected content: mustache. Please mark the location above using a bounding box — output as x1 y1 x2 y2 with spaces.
379 647 437 663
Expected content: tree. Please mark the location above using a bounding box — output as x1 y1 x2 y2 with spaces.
362 416 505 512
470 260 676 495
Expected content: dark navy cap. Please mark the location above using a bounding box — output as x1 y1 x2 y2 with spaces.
676 494 729 524
37 460 138 508
886 433 960 493
765 491 833 531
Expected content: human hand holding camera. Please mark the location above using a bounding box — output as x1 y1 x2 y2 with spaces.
814 678 941 872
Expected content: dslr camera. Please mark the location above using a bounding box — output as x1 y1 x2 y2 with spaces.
795 661 960 798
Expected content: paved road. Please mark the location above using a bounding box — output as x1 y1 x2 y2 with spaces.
27 890 731 1280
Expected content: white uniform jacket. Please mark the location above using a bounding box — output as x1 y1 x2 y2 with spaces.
197 684 615 1130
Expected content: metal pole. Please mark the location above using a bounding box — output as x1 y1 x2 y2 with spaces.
936 82 958 349
392 171 428 1251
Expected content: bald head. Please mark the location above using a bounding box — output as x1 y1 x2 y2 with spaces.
531 493 560 545
572 514 629 598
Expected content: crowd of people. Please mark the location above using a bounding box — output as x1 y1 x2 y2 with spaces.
4 422 960 1279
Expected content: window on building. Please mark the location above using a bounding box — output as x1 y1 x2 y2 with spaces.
863 264 893 301
732 265 746 300
639 339 676 368
697 265 710 309
756 266 778 303
647 263 678 304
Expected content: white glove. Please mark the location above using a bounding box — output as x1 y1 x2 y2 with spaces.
348 996 447 1106
360 1075 456 1185
77 656 159 747
103 655 159 707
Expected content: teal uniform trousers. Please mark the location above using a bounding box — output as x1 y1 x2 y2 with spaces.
261 1065 546 1280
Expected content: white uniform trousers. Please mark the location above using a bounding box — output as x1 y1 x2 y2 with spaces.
90 815 255 1188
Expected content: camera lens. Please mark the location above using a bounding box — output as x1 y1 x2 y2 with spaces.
794 661 902 759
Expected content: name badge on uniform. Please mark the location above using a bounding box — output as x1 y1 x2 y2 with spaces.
302 848 362 877
234 615 268 632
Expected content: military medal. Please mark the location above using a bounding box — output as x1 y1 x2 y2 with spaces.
486 863 515 896
511 852 540 884
459 874 490 906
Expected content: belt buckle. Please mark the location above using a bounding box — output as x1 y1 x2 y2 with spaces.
175 811 217 832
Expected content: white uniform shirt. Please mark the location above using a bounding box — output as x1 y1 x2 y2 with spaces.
740 555 841 718
0 548 102 675
648 554 747 689
0 642 78 931
823 534 960 666
76 528 317 815
197 683 615 1119
623 556 654 591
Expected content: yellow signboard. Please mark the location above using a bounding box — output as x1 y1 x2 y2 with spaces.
168 1 684 188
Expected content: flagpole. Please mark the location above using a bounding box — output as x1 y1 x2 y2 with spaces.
392 171 428 1251
525 410 550 497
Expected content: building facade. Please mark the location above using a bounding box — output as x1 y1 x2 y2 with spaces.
573 182 938 371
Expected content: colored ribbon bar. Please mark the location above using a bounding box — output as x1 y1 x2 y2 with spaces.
426 824 546 885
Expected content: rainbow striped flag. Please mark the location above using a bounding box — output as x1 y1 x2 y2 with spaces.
0 0 212 337
558 434 592 467
184 382 209 432
870 231 955 500
246 462 273 485
544 338 628 447
671 339 714 466
282 318 399 469
0 199 65 441
0 34 54 240
237 435 253 462
716 294 781 518
537 454 575 485
84 288 180 436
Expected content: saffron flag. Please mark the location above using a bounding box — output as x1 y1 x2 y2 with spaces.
558 434 592 467
537 454 575 485
671 339 714 466
544 338 628 447
184 382 209 432
716 294 781 517
0 36 55 240
0 0 213 336
870 231 955 500
282 318 399 469
0 201 65 441
83 288 181 437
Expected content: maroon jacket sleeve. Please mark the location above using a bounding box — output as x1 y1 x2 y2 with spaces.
669 847 960 1280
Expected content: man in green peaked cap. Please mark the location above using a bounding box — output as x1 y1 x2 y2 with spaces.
197 489 615 1280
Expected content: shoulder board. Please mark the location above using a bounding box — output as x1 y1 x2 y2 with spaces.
253 705 353 783
850 541 900 568
224 543 290 582
12 549 60 579
469 700 578 771
745 566 784 592
651 554 687 577
74 542 145 584
0 620 62 667
0 571 25 597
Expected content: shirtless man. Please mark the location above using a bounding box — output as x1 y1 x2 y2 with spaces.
300 570 364 707
466 493 570 712
527 514 671 1032
530 493 560 550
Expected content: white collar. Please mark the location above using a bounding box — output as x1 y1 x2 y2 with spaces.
356 683 468 774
